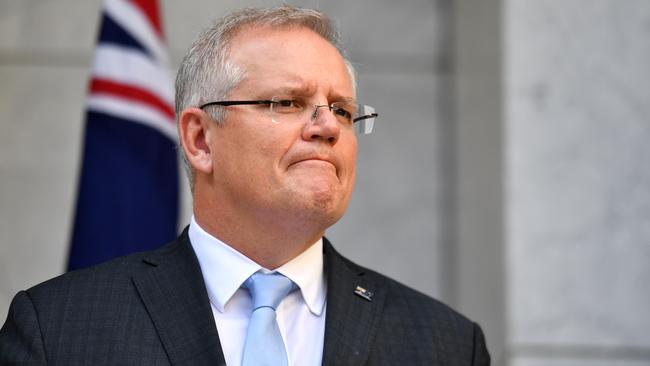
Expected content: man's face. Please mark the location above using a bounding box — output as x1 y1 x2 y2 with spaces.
206 25 358 230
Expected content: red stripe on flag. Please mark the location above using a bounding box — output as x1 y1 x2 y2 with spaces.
130 0 164 39
90 78 175 121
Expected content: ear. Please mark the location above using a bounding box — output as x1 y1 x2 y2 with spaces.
178 107 214 174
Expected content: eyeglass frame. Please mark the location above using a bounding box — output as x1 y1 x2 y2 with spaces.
198 99 378 126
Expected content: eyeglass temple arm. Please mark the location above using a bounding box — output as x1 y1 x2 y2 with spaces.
353 112 378 123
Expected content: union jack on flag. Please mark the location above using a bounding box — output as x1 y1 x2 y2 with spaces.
68 0 179 271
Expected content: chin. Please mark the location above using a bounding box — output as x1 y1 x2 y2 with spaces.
282 188 346 225
279 174 351 220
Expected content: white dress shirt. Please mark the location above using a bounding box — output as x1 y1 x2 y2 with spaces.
188 216 327 366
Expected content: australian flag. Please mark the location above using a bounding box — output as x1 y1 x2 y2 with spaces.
68 0 178 271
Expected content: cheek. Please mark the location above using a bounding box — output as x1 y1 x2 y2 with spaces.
243 129 299 185
219 116 290 163
342 136 358 180
210 127 262 183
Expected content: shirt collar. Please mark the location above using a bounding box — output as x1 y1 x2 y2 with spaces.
275 235 326 316
188 216 326 315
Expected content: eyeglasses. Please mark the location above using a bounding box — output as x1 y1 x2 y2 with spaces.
199 96 377 135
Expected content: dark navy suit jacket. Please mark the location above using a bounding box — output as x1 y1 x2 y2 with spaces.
0 231 490 365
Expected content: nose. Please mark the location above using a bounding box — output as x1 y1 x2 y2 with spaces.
302 105 341 145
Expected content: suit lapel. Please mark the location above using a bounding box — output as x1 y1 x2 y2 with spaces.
132 231 226 366
321 238 387 366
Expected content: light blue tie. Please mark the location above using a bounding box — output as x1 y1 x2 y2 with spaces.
241 272 295 366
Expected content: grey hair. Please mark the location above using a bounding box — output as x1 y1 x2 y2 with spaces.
175 6 356 189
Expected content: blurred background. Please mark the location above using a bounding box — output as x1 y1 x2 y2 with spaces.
1 0 650 365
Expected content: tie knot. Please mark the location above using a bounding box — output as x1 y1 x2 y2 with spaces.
245 272 295 310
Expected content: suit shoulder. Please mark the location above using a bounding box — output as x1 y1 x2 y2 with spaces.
345 260 489 363
367 266 474 324
26 239 184 301
365 267 490 364
328 243 476 329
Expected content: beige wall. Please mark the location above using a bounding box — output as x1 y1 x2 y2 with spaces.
456 0 650 365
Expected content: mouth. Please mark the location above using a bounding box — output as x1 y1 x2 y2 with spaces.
288 154 340 175
290 158 336 169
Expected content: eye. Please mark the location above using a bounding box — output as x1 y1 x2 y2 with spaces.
334 107 350 118
272 99 303 114
331 103 353 124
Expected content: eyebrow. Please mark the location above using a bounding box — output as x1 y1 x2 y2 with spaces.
265 76 317 96
269 84 316 97
330 93 356 104
263 76 355 103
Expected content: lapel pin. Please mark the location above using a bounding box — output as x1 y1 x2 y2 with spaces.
354 285 373 302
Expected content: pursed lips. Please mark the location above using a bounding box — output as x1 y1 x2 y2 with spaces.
288 154 340 174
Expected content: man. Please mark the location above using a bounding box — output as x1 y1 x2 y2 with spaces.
0 6 490 366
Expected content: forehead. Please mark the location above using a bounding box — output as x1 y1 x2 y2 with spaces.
227 25 354 98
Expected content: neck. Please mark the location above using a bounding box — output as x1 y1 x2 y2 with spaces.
193 200 325 270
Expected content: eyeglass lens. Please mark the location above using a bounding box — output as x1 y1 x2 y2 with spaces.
268 97 376 135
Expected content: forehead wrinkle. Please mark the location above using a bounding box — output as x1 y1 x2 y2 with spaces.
238 57 354 102
231 27 354 100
